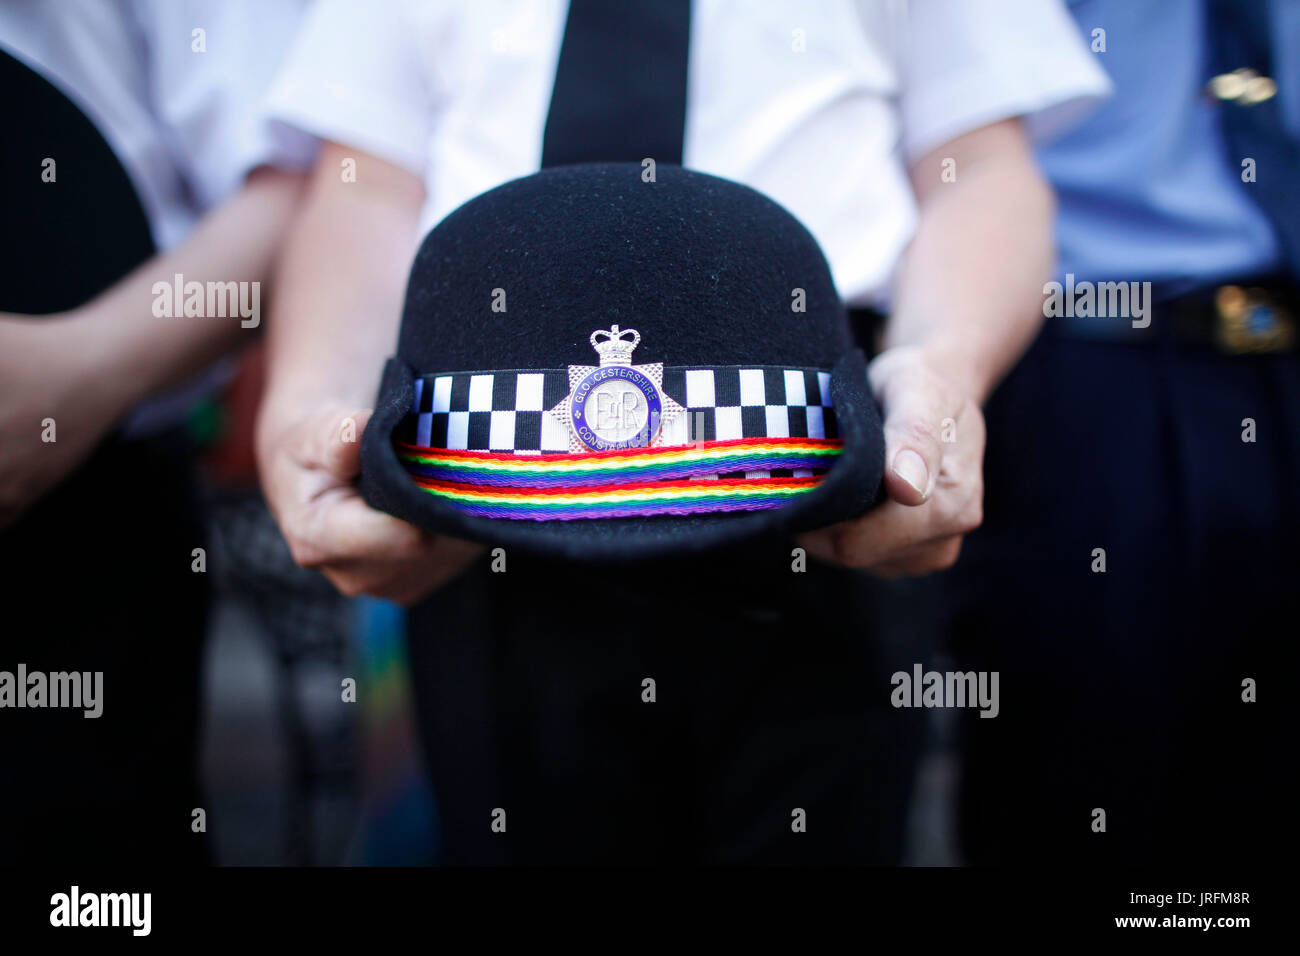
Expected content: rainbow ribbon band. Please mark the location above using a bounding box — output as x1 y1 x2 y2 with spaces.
397 437 843 520
397 437 842 486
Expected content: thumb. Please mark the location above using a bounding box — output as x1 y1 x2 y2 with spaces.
873 366 948 507
310 407 373 481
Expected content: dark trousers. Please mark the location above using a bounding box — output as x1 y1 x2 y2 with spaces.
0 434 209 866
949 329 1295 865
406 543 933 865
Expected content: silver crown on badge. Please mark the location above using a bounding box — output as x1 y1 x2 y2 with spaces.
590 325 640 366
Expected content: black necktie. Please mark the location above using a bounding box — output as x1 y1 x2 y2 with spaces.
1208 0 1300 278
541 0 691 167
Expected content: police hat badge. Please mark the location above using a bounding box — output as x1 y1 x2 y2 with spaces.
548 325 684 452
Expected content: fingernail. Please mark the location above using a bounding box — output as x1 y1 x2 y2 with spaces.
892 449 929 498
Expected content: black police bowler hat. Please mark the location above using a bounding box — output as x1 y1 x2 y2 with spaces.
359 163 883 561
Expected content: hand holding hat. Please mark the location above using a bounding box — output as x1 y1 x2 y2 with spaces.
798 345 986 576
258 402 485 605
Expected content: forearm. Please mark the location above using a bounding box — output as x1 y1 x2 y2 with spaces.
887 119 1054 405
252 147 478 600
259 145 424 442
71 166 306 418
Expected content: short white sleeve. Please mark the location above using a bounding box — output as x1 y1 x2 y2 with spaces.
264 0 448 177
132 0 317 208
898 0 1111 160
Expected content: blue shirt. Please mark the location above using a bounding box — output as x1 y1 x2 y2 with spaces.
1039 0 1284 295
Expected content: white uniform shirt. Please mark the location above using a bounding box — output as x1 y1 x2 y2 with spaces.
267 0 1109 307
0 0 315 251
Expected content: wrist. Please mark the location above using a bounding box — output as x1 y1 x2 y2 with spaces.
916 342 993 406
872 340 992 407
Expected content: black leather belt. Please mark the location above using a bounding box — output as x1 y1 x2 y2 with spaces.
1048 278 1297 354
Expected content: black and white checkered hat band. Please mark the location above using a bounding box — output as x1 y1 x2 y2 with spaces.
398 365 838 453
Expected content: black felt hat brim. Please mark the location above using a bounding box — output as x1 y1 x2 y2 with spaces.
359 349 883 562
